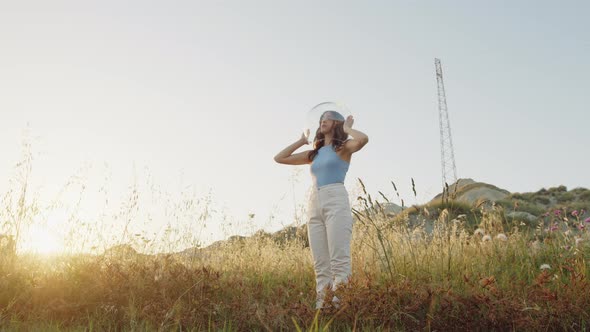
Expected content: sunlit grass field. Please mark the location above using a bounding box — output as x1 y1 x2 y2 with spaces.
1 154 590 330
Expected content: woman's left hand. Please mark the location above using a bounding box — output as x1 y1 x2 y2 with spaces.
344 115 354 132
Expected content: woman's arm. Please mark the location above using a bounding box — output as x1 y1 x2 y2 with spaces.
274 133 312 165
343 115 369 153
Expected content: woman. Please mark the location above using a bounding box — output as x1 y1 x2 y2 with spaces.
274 110 369 309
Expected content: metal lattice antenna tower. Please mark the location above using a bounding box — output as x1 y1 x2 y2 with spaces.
435 58 458 188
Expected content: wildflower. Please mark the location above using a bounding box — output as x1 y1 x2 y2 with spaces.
482 235 492 242
550 224 559 232
540 264 551 270
554 210 562 216
585 217 590 224
496 233 508 241
579 224 585 230
572 210 579 217
474 228 485 236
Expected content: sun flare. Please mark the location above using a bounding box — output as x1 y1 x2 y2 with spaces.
19 224 63 255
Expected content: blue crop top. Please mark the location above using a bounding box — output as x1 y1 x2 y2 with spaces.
310 145 350 188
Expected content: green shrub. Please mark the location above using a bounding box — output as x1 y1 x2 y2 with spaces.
536 188 549 195
556 191 576 203
426 200 481 229
511 193 524 200
514 201 545 216
495 199 512 209
533 195 551 205
548 185 568 194
579 190 590 201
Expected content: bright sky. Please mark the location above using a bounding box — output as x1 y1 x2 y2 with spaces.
1 1 588 253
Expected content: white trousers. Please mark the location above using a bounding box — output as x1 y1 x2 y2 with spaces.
307 183 353 306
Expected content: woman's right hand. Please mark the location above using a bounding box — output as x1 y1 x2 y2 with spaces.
274 131 312 165
300 129 310 145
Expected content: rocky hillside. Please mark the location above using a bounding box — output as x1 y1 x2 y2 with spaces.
429 178 510 205
409 178 590 228
171 179 590 257
433 178 589 217
497 184 590 221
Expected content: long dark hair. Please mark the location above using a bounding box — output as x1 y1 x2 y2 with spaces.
308 121 349 161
